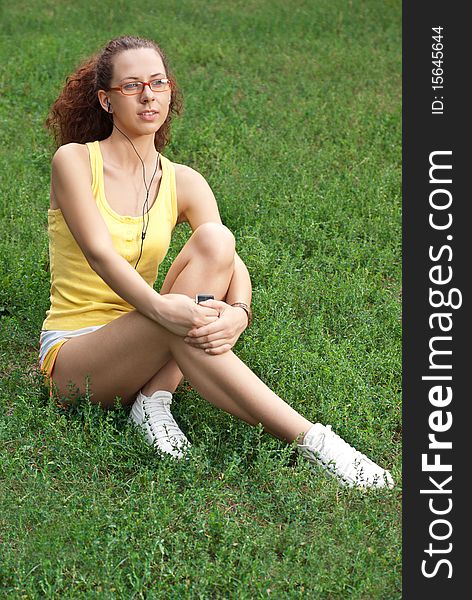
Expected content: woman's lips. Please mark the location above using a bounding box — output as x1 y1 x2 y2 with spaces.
138 111 159 121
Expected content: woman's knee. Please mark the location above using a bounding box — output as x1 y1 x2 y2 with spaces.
190 222 235 265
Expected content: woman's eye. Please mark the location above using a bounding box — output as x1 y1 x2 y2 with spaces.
151 79 164 87
123 82 140 91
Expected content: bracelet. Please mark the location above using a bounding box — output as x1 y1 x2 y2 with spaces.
231 302 253 327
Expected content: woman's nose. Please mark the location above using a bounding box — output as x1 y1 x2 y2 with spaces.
140 83 155 101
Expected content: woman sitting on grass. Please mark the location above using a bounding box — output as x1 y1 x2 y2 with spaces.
39 35 393 489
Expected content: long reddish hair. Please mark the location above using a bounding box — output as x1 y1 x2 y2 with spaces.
45 36 183 152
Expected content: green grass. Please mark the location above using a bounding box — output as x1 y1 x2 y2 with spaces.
0 0 401 597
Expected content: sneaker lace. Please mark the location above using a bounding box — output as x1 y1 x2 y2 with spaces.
313 426 371 484
143 396 186 442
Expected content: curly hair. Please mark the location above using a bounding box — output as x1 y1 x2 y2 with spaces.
45 36 183 152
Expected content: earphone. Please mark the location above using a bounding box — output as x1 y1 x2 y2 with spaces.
106 99 112 113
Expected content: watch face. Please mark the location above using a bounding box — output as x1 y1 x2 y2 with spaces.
196 294 214 303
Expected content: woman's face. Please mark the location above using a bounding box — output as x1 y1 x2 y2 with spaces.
104 47 171 136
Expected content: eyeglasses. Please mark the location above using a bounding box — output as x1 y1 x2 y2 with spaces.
109 78 171 96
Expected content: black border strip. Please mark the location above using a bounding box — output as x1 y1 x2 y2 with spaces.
403 3 468 597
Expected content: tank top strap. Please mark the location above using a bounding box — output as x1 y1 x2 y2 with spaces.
85 141 102 199
159 154 178 227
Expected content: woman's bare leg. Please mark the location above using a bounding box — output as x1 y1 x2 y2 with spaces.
140 223 262 428
54 309 312 442
141 222 236 394
166 336 314 443
140 358 184 395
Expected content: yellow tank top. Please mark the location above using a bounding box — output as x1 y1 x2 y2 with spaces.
42 140 178 330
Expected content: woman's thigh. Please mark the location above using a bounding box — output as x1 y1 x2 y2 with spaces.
51 311 173 406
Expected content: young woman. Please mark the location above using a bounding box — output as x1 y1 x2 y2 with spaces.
39 35 394 489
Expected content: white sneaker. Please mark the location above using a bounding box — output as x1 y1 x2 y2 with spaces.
128 390 191 459
297 423 394 489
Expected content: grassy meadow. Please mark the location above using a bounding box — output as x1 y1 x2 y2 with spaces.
0 0 402 597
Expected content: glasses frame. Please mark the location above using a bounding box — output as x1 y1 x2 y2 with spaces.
109 78 171 96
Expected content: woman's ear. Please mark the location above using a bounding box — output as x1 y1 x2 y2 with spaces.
97 90 112 113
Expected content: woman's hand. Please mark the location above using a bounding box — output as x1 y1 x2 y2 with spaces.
156 294 219 337
183 299 248 355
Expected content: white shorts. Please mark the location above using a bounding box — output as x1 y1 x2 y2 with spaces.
39 325 104 369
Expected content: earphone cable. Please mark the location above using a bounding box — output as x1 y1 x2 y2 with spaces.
112 123 160 269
